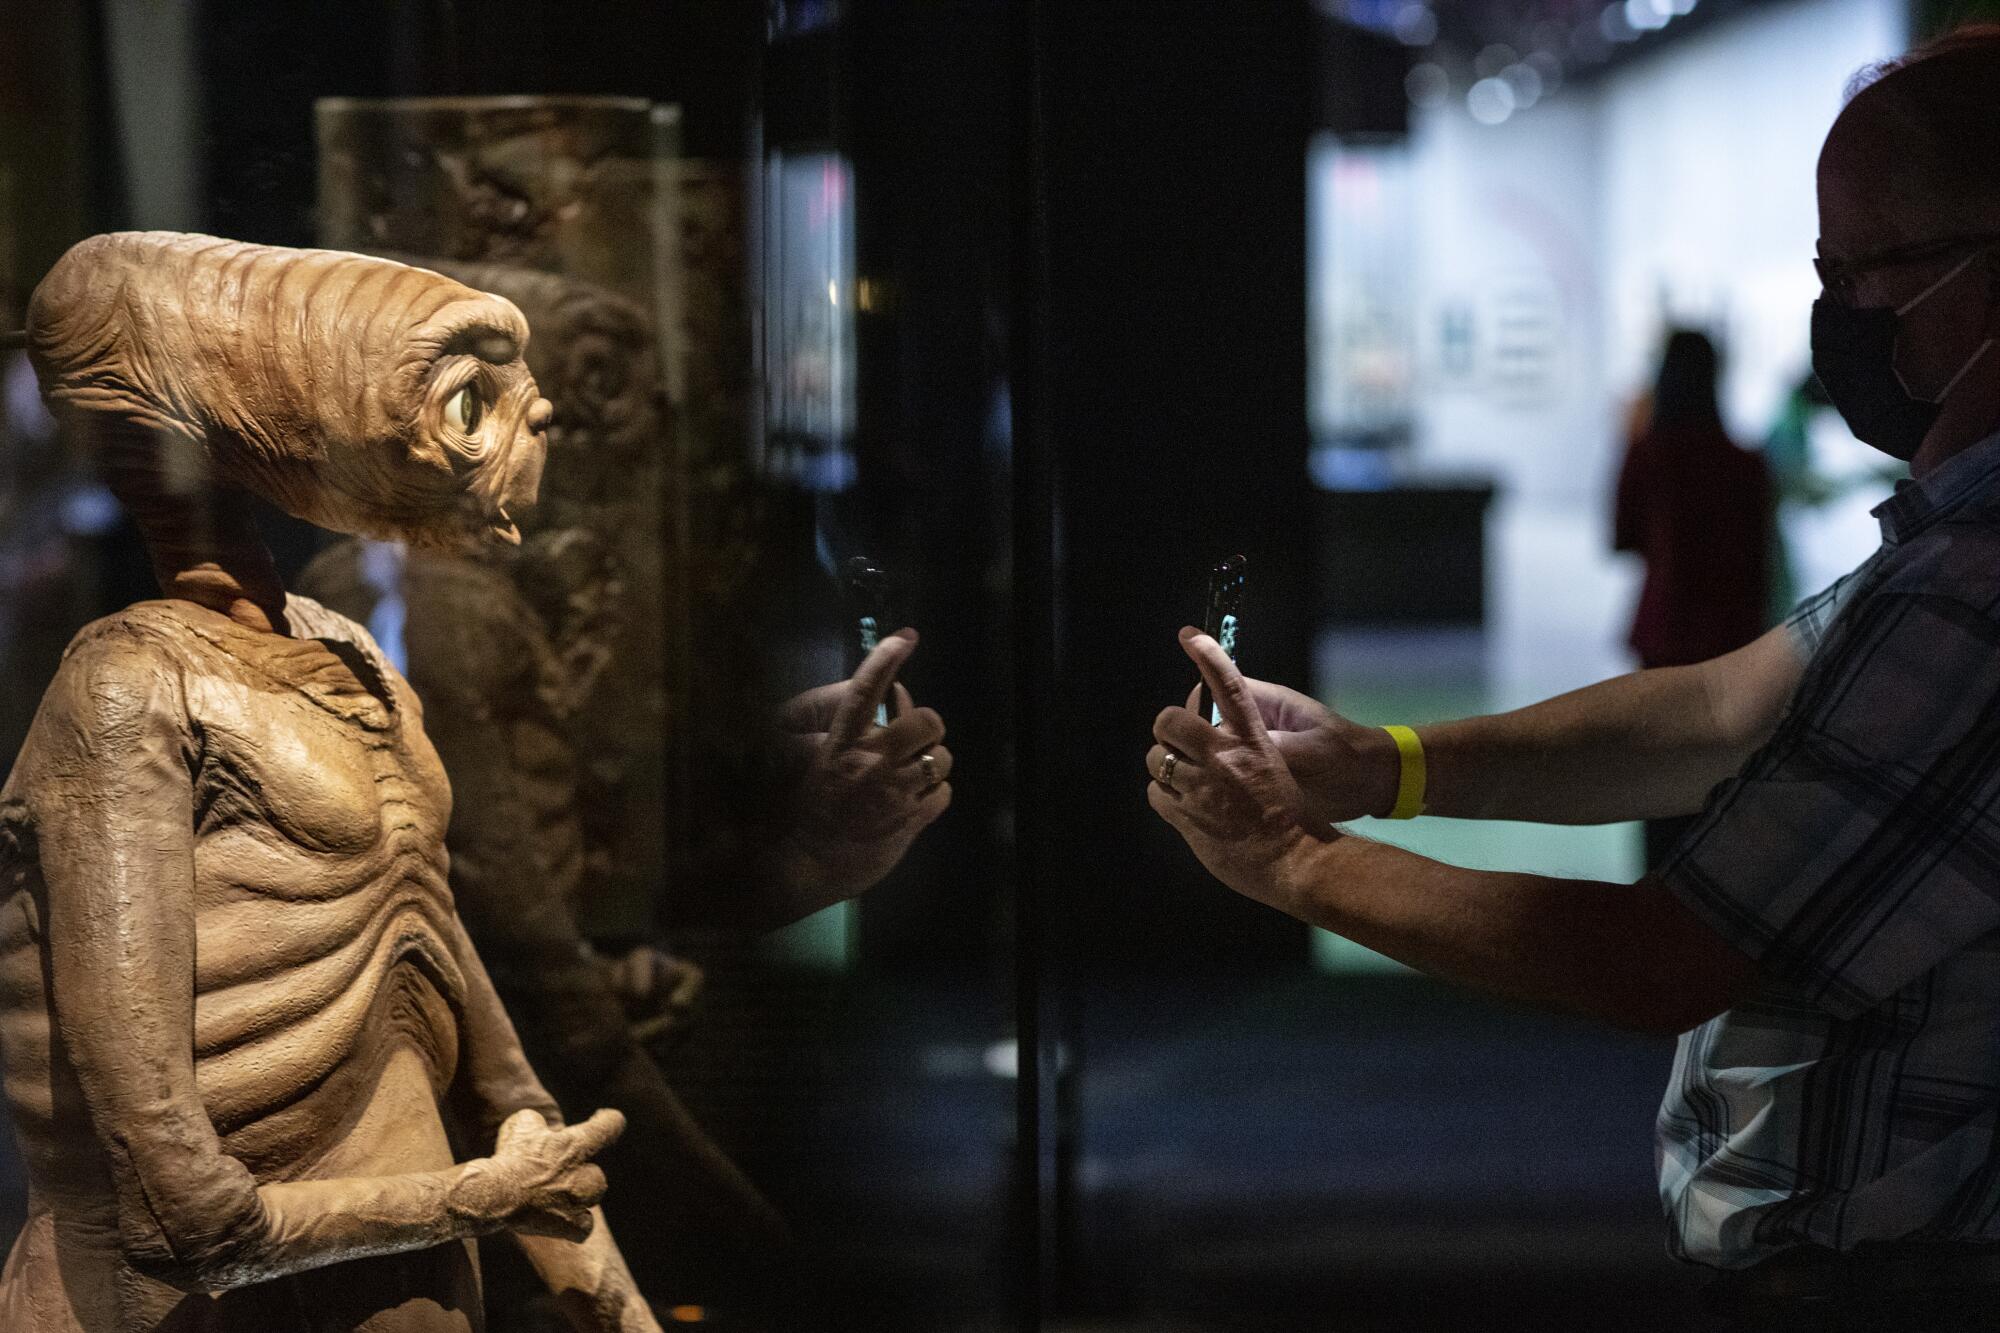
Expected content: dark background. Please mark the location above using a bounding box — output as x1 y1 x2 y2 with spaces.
0 1 1825 1328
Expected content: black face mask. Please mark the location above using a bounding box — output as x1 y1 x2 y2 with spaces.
1810 252 1995 462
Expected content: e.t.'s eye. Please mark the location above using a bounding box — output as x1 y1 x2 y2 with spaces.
446 384 484 435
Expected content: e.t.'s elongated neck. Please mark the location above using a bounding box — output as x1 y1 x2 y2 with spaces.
99 433 291 636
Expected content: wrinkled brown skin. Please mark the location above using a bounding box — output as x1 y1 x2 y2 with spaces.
301 549 789 1300
0 234 660 1333
298 260 789 1295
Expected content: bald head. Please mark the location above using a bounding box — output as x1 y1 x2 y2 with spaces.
1821 27 2000 251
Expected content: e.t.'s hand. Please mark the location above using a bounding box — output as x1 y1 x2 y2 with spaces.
452 1108 625 1242
774 629 953 916
1148 628 1336 913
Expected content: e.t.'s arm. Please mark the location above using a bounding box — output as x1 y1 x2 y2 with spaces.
442 916 661 1333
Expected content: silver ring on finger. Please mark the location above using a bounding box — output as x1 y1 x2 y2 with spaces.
1158 749 1181 794
919 750 940 791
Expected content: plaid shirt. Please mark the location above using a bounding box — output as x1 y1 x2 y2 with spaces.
1657 433 2000 1270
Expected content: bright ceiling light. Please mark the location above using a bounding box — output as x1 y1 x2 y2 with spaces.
1467 77 1517 125
1625 0 1671 30
1405 62 1451 108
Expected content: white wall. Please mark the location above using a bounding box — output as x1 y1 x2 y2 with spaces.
1397 0 1905 506
1406 92 1608 501
1599 0 1905 442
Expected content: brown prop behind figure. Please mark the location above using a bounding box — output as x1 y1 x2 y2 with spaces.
298 257 791 1316
0 231 660 1333
317 96 676 948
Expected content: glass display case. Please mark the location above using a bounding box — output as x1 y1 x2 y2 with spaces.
0 3 1017 1330
0 1 1937 1330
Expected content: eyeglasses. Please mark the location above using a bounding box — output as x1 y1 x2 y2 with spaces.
1815 232 2000 307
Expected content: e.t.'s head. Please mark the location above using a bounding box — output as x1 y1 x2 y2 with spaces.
27 231 552 551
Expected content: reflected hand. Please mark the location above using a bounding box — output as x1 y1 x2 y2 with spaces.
1147 628 1336 912
452 1108 624 1242
601 944 704 1040
1185 675 1397 825
775 628 953 917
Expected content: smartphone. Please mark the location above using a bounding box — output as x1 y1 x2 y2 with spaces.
843 556 902 726
1198 554 1247 726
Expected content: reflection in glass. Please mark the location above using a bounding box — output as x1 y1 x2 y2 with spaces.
759 151 856 492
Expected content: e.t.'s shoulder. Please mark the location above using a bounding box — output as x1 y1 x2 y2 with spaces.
54 602 211 683
9 604 200 780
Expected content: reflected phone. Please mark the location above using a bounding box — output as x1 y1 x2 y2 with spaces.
1198 554 1247 726
843 556 902 726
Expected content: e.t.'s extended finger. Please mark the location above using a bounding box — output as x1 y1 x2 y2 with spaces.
829 629 917 746
560 1107 627 1162
1179 628 1266 742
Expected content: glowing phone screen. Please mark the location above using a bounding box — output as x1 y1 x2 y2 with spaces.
845 558 899 727
1199 555 1247 727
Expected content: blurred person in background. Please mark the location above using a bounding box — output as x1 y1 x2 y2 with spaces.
1762 367 1837 620
1613 329 1773 868
1148 26 2000 1330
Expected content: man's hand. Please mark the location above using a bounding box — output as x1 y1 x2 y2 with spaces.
1211 676 1401 825
1146 628 1337 911
450 1108 625 1242
774 629 953 917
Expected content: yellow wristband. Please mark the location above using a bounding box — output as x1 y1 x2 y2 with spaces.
1383 725 1426 820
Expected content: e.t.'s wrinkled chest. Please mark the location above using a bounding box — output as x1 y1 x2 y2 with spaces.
157 618 470 1166
185 652 450 869
174 626 461 979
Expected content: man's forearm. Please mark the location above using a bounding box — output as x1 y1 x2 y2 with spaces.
1272 833 1751 1034
1417 665 1736 823
1415 620 1811 828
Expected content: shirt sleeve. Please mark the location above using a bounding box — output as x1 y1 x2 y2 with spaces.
1782 550 1883 663
1662 585 2000 1019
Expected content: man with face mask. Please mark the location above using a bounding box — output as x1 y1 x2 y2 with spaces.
1143 27 2000 1329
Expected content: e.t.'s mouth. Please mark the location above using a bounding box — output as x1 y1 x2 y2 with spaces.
446 492 524 550
485 507 522 547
